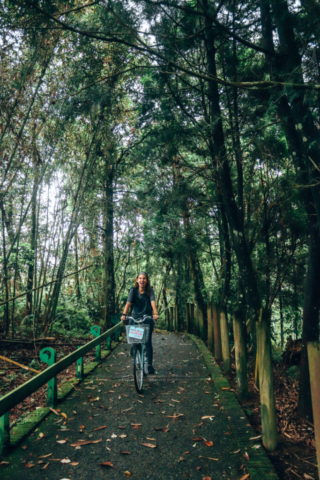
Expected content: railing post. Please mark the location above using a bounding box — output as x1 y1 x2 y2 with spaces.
40 348 57 407
190 303 194 332
233 311 248 401
256 309 278 452
212 305 222 360
106 335 111 350
76 346 84 379
307 342 320 480
0 396 10 456
186 303 191 333
90 326 101 362
169 306 174 331
207 302 214 351
220 308 231 374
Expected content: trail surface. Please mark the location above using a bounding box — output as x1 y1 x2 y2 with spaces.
2 332 250 479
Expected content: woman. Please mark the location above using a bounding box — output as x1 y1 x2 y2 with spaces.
121 272 159 374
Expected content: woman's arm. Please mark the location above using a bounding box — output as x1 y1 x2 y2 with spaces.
151 300 159 321
121 302 131 322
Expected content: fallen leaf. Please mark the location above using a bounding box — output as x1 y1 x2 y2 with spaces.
201 416 215 420
167 414 184 419
57 440 67 444
196 422 203 427
203 477 212 480
49 408 60 416
303 475 314 480
233 449 241 454
61 458 71 464
100 462 114 467
249 435 261 441
221 388 230 390
147 437 156 441
199 456 219 461
92 426 106 432
71 438 102 447
111 433 117 439
39 453 52 458
119 434 127 438
0 461 10 467
192 437 202 441
178 457 185 462
239 475 250 480
244 452 250 460
154 426 169 433
71 462 79 466
195 466 201 471
125 472 131 478
121 451 132 455
41 463 49 470
61 413 67 419
25 463 35 468
141 443 157 448
203 440 213 447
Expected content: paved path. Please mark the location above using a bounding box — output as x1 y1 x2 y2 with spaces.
2 332 251 479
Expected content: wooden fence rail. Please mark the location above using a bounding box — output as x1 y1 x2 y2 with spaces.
0 322 123 436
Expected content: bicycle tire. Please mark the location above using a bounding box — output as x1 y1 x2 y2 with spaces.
133 345 144 393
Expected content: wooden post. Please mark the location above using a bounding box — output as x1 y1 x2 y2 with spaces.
91 326 101 362
175 302 179 332
0 396 10 455
207 302 214 350
198 307 205 341
190 303 194 332
76 346 84 380
40 347 57 407
233 311 248 401
106 335 111 350
165 308 169 330
212 305 222 360
256 309 278 452
307 342 320 479
169 306 174 331
186 303 190 333
195 304 200 336
220 308 231 374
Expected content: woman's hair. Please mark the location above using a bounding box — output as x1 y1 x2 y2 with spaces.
134 272 152 296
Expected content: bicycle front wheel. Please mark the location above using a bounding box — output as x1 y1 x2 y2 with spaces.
133 345 144 393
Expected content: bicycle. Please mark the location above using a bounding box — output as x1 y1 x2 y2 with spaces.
124 315 152 393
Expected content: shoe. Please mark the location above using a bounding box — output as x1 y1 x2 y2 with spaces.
148 365 155 374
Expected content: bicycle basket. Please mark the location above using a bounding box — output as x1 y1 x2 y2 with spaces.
125 325 150 344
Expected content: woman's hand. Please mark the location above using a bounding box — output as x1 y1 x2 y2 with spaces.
121 315 126 322
153 314 159 321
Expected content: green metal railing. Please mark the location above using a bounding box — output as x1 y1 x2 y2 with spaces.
0 321 123 453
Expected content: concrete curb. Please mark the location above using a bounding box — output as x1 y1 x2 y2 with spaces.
188 334 279 480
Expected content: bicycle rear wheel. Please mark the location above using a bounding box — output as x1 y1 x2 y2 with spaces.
133 345 144 393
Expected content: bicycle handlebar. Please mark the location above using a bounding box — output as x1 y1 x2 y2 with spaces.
123 314 153 324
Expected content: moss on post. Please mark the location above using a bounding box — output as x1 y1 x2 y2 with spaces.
212 305 222 361
207 302 214 351
307 342 320 479
256 309 278 452
220 308 231 374
233 311 248 401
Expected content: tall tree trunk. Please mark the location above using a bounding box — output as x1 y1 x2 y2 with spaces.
103 165 115 330
182 207 207 333
74 234 81 301
1 209 10 336
201 0 261 326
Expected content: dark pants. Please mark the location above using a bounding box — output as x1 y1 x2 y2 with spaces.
129 317 154 366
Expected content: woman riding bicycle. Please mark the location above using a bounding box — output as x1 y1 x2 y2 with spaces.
121 272 159 374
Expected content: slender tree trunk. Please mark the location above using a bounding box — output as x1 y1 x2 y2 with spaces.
1 209 10 336
103 165 115 330
182 208 207 333
74 234 81 301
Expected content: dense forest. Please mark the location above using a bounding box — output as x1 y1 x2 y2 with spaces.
1 0 320 461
